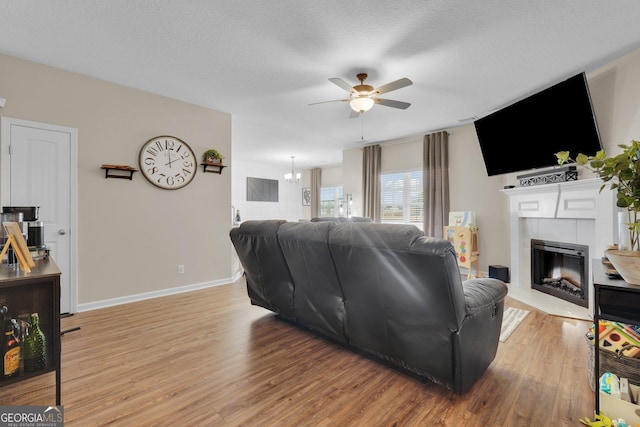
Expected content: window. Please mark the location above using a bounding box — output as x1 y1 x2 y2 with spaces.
381 170 423 229
320 186 343 217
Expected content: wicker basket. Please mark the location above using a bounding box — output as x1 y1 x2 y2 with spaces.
586 335 640 391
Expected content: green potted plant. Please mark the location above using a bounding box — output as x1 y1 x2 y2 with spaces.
202 149 224 164
557 140 640 249
557 140 640 283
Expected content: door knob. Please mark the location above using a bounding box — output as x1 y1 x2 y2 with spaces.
58 229 66 235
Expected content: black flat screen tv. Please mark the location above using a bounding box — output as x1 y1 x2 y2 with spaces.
474 72 602 176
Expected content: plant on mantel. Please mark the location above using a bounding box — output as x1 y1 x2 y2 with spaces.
556 139 640 251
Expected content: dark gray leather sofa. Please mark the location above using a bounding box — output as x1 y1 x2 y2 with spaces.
229 219 508 393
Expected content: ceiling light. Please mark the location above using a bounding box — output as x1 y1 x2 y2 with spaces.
350 97 375 113
284 156 301 183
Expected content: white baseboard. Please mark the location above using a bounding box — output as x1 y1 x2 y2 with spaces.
77 276 239 312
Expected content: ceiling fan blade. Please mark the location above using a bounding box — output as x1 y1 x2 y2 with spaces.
375 98 411 109
329 78 356 93
308 99 349 106
372 78 413 96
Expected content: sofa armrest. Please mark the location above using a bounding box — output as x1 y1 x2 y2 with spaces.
453 278 508 393
462 278 508 315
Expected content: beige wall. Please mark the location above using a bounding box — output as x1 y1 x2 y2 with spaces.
447 124 511 271
3 44 639 306
588 48 640 153
342 128 511 273
338 47 640 275
320 165 342 187
0 54 232 310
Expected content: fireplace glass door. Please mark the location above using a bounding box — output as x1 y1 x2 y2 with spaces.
531 239 589 307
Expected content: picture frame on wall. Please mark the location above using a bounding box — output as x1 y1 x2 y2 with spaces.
302 187 311 206
246 177 279 202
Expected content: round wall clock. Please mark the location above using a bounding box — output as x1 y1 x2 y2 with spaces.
138 135 197 190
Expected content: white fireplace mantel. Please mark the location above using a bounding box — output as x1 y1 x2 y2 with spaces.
501 178 616 316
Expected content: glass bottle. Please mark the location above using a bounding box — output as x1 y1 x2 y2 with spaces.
2 320 20 379
23 312 46 373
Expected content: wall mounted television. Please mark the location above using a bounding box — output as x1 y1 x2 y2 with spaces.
473 72 602 177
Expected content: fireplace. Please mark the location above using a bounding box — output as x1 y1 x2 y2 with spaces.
502 178 615 316
531 239 589 308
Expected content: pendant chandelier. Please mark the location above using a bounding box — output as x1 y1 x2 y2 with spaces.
284 156 301 183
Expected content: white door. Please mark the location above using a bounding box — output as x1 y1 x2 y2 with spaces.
1 117 77 314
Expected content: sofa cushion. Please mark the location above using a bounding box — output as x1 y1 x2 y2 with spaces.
327 222 467 384
278 221 346 340
229 220 294 317
310 216 372 223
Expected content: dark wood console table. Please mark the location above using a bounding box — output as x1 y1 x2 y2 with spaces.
592 260 640 414
0 258 61 405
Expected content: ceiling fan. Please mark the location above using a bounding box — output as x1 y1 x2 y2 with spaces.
310 73 413 113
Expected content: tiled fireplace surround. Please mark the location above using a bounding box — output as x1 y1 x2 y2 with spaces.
502 178 616 320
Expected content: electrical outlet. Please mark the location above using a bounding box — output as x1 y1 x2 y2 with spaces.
178 264 184 274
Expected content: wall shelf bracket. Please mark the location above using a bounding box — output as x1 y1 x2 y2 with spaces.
101 164 138 180
201 163 226 174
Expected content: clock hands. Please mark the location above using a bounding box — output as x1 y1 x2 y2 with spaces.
165 151 182 168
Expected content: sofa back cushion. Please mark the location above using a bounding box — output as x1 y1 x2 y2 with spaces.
278 222 346 340
310 216 372 223
327 222 466 380
229 220 294 317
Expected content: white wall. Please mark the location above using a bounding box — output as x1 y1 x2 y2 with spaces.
342 149 363 217
231 161 310 223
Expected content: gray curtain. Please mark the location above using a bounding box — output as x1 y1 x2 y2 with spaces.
423 131 449 237
310 167 322 218
362 144 381 222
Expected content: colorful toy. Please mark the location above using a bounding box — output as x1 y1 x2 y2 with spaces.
579 412 613 426
596 322 640 351
444 226 481 279
614 322 640 342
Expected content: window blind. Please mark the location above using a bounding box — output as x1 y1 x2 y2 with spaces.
381 170 423 229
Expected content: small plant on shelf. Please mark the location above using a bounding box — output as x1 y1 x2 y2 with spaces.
202 149 224 164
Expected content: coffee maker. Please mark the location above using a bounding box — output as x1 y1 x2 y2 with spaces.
1 206 44 254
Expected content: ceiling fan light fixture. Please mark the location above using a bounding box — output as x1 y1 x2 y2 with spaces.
314 73 412 113
350 97 375 113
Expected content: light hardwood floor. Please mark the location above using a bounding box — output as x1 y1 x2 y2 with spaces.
0 278 595 426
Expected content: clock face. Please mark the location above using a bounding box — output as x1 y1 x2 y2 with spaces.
138 136 197 190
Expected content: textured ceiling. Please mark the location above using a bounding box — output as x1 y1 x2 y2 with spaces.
2 1 640 169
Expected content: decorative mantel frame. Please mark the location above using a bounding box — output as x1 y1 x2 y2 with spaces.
502 178 616 313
